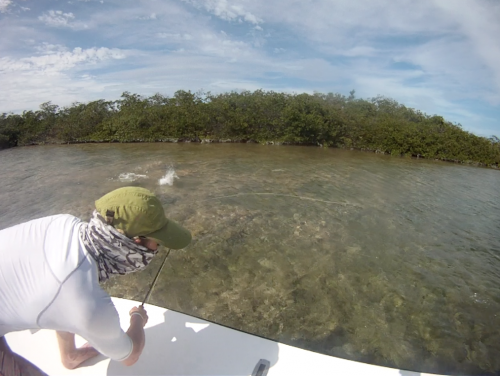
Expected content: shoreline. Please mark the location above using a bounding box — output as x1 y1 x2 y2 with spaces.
2 138 498 170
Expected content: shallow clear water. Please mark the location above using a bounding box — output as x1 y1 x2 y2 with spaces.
1 143 499 375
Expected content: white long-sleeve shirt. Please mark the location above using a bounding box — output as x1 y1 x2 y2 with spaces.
0 214 133 361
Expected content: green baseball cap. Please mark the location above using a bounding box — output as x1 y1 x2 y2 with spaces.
95 187 191 249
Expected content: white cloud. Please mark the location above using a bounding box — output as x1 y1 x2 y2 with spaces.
433 0 500 100
157 33 193 40
155 24 258 61
38 10 87 29
0 45 126 75
139 13 157 20
183 0 263 24
0 70 119 113
340 46 378 58
198 33 254 60
395 37 499 105
0 44 129 112
35 43 68 54
228 0 451 49
0 0 12 13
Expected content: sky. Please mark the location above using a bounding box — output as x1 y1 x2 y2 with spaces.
1 0 499 137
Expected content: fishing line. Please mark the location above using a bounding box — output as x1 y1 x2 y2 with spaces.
141 175 359 309
141 248 171 307
200 192 361 207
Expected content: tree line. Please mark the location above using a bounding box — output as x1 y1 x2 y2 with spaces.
1 89 499 167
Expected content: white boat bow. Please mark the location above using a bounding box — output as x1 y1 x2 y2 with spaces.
6 297 445 376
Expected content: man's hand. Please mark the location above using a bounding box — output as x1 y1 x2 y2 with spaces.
129 306 148 327
122 306 148 367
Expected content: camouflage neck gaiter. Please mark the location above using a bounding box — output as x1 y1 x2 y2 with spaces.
79 210 157 282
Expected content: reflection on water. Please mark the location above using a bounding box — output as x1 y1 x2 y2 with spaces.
1 143 499 375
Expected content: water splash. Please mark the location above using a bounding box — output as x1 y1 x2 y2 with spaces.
118 172 148 182
159 168 179 186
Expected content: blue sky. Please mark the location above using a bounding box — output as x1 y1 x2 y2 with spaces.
1 0 499 137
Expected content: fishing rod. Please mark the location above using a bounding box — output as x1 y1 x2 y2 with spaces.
141 248 171 307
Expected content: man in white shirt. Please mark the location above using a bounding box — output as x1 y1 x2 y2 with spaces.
0 187 192 375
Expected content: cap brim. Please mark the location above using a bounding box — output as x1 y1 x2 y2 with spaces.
146 219 192 249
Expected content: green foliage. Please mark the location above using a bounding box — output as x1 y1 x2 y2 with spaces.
1 90 499 167
0 113 22 148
